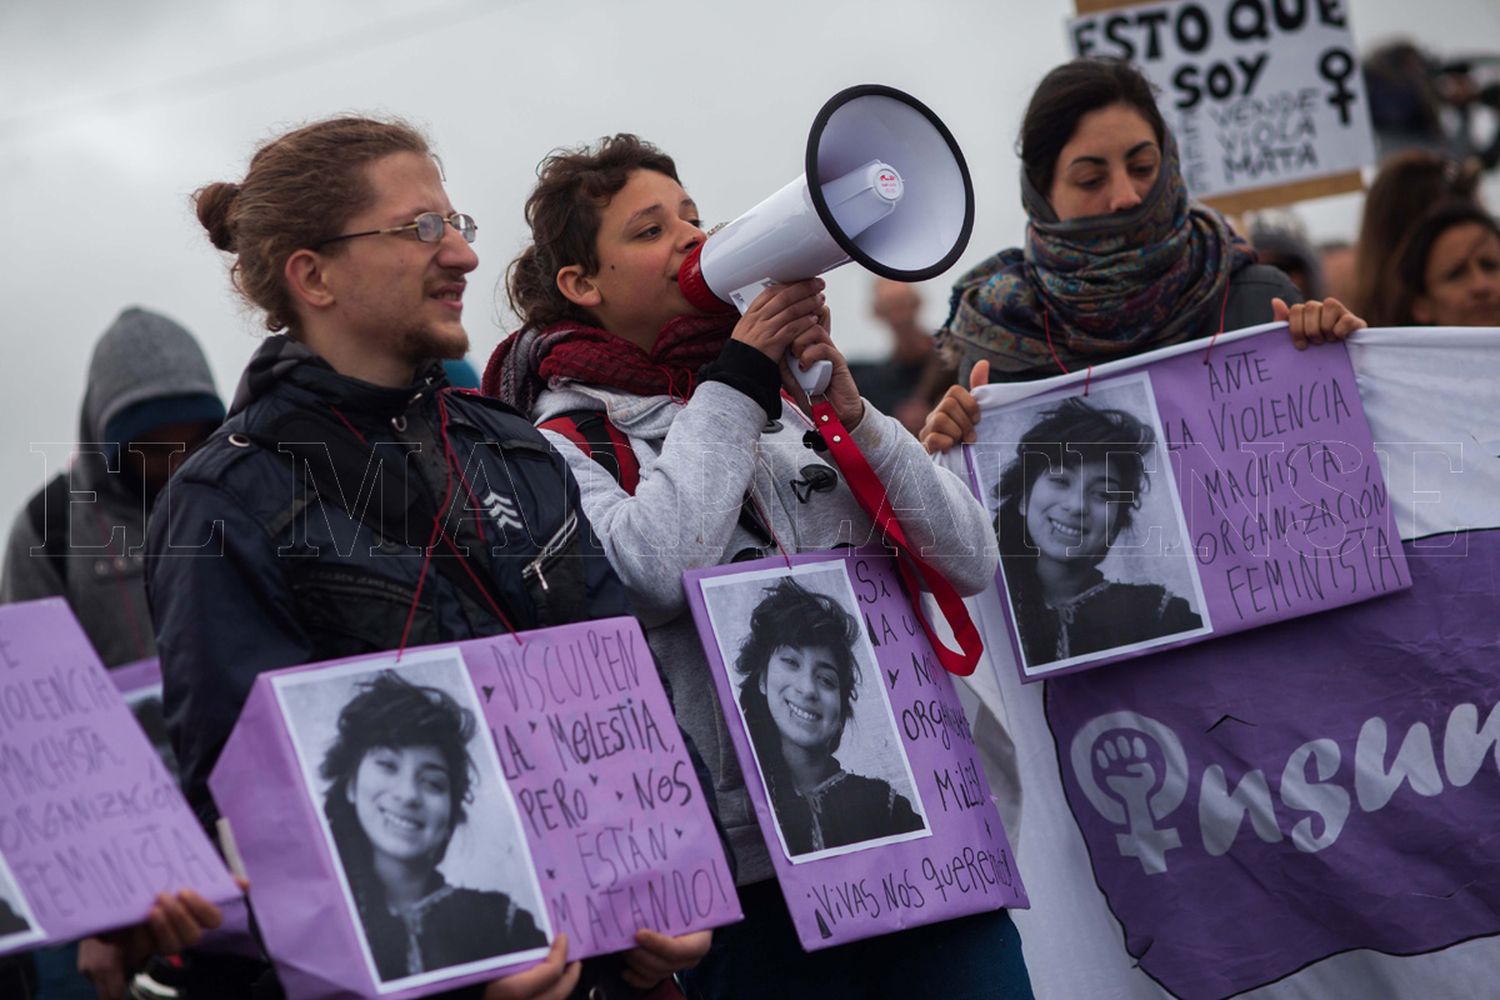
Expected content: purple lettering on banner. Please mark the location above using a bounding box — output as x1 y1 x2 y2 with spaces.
0 599 239 957
1164 336 1408 625
1046 535 1500 1000
466 623 740 960
211 617 738 1000
685 550 1027 952
969 329 1408 681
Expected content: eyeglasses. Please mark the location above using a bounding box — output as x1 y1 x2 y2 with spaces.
316 212 478 248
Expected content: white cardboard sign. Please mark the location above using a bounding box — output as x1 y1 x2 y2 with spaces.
1068 0 1376 201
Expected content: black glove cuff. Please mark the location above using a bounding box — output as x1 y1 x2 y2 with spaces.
701 339 782 419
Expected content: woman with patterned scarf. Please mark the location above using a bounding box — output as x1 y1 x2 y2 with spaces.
484 134 1031 1000
921 57 1367 453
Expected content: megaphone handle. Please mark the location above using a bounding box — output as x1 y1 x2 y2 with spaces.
792 358 833 396
729 279 834 397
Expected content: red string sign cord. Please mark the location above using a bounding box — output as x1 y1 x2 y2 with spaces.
1201 277 1233 365
1044 311 1091 393
809 400 984 676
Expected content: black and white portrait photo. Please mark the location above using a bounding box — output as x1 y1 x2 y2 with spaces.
0 851 43 953
273 650 549 991
973 374 1211 676
700 562 930 863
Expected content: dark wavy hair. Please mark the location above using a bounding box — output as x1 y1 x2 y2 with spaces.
995 397 1156 584
1020 58 1167 200
733 577 863 835
320 671 478 904
506 134 681 332
1386 201 1500 325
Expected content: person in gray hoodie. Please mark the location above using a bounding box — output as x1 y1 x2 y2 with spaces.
1 305 225 1000
2 306 224 666
486 134 1031 1000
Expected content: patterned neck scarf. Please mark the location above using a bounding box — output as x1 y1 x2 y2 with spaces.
937 130 1256 379
483 314 735 414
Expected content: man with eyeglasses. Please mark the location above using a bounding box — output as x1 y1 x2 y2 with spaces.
146 116 713 999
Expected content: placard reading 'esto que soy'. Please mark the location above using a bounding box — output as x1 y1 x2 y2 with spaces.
0 598 238 956
1069 0 1376 200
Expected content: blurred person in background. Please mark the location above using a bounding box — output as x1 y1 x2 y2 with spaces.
1364 40 1500 168
1352 149 1484 322
1247 210 1325 300
846 279 953 433
0 306 225 1000
2 307 224 665
1319 240 1357 307
1378 201 1500 327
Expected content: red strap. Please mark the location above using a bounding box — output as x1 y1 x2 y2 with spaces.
811 401 984 676
539 415 591 453
600 420 640 494
540 413 641 495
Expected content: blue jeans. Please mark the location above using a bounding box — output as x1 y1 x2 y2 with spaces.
682 879 1033 1000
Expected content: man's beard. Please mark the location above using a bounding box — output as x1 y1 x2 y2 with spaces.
398 323 469 365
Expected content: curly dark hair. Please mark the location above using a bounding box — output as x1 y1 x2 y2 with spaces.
733 574 864 842
995 396 1156 577
320 670 478 896
506 133 681 332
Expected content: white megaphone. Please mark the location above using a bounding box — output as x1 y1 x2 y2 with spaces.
678 84 974 396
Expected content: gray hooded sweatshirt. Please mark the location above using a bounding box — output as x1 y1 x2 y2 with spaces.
532 380 997 883
1 307 222 667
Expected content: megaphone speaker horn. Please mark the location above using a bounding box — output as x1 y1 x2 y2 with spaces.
806 84 974 280
678 84 974 393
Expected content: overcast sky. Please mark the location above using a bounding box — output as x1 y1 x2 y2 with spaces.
2 0 1497 527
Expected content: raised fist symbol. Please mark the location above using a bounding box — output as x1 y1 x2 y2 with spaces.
1098 734 1157 802
1091 731 1180 875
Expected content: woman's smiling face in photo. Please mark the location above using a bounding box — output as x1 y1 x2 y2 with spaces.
762 644 845 753
1023 459 1126 565
348 745 454 865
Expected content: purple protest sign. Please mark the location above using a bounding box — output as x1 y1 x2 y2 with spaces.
110 658 257 958
1044 532 1500 999
211 616 738 1000
0 599 240 957
685 550 1027 952
967 327 1409 681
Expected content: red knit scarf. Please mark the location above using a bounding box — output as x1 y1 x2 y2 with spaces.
484 314 734 413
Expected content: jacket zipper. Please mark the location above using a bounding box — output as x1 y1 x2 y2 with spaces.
522 511 579 592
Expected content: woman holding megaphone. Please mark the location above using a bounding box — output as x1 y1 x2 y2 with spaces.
921 57 1367 453
485 135 1031 999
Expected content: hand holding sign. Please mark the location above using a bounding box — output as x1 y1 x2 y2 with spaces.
620 928 712 990
920 359 989 453
480 935 579 1000
213 620 738 998
78 887 230 1000
1275 296 1366 350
